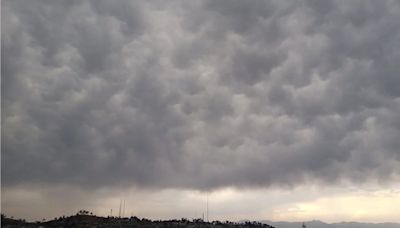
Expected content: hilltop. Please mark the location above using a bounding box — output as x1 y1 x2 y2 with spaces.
1 212 275 228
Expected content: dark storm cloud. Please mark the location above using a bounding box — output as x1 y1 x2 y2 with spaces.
3 0 400 190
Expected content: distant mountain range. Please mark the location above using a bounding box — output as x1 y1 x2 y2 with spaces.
261 220 400 228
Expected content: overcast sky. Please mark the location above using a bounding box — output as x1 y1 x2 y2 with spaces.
2 0 400 223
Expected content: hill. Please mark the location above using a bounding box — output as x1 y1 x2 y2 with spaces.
1 213 275 228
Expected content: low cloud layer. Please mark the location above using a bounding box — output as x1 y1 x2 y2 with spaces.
3 0 400 190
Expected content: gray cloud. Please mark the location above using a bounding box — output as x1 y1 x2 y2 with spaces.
3 0 400 191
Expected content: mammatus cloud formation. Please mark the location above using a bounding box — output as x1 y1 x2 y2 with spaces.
3 0 400 191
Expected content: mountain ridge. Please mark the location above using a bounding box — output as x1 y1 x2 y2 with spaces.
260 220 400 228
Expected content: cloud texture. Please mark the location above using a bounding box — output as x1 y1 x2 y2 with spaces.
3 0 400 190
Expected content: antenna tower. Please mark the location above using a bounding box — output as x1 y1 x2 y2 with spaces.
118 199 122 218
206 192 209 222
122 200 126 218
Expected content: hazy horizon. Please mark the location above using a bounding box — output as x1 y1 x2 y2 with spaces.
2 0 400 223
